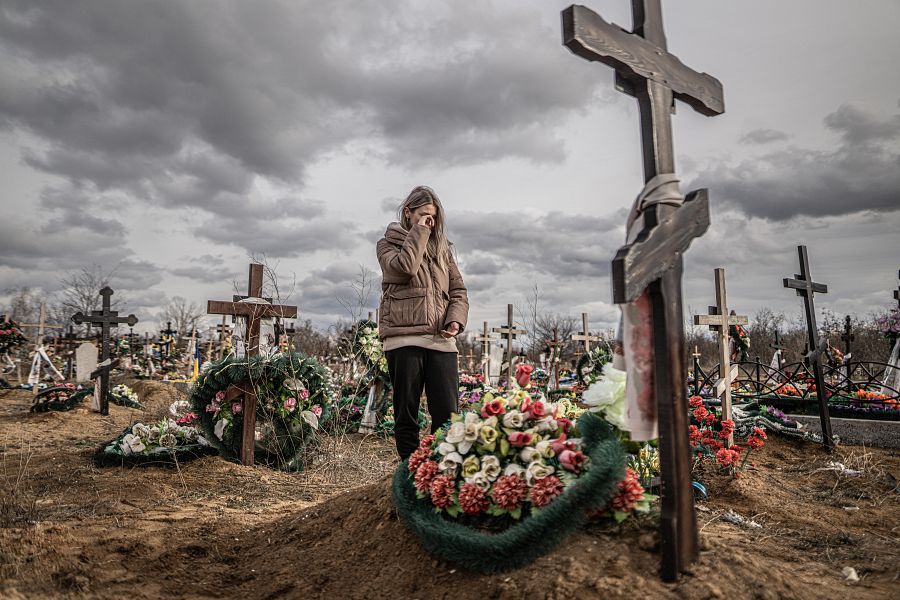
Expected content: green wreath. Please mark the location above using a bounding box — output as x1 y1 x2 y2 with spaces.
392 413 626 573
576 345 612 387
29 385 143 412
94 423 216 468
189 352 335 471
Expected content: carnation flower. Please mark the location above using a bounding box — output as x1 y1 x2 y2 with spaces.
408 446 431 473
719 419 735 434
414 460 439 493
530 475 565 508
689 395 703 408
689 425 701 442
715 447 740 467
752 427 767 440
692 406 709 421
608 468 645 512
747 436 764 449
419 434 435 450
429 475 456 509
491 474 528 511
312 405 322 417
458 483 489 514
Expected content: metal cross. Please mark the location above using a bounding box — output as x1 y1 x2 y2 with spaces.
840 315 854 355
71 287 138 415
492 304 527 385
783 245 833 450
563 0 724 579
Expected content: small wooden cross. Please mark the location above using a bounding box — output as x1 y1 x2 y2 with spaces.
571 312 601 355
71 287 138 415
893 269 899 307
207 264 298 465
840 315 854 355
563 0 724 579
770 329 784 371
546 326 565 390
693 268 747 447
783 245 833 450
492 305 526 384
474 321 496 381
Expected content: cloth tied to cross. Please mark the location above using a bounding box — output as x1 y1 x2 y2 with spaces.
614 174 685 441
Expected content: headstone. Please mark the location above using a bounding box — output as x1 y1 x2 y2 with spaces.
76 342 99 382
492 304 527 385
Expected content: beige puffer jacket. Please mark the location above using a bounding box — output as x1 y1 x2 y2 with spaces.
376 222 469 340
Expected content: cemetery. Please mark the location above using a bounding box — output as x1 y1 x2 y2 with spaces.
1 1 898 599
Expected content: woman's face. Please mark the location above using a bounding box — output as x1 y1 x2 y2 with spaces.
406 202 437 226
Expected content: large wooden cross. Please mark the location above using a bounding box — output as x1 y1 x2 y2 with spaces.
693 268 747 447
546 326 565 390
474 321 496 382
71 287 138 415
207 263 298 465
492 304 526 385
571 312 601 355
783 245 834 450
563 0 724 580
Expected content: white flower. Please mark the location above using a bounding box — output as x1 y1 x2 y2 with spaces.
582 364 627 430
132 423 151 438
482 416 498 429
445 422 466 445
159 433 178 448
147 427 161 444
535 417 558 433
438 451 464 477
120 433 136 455
535 440 555 459
502 410 525 429
520 446 541 464
525 461 555 486
503 463 526 478
214 418 228 440
168 400 191 417
437 441 456 456
125 434 146 454
464 472 491 491
480 455 502 481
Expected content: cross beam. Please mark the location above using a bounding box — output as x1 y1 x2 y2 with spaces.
571 312 601 355
474 321 496 382
782 245 833 450
492 304 526 385
563 0 725 580
71 287 138 415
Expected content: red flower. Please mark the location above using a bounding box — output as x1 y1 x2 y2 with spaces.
559 449 587 473
705 414 717 426
429 475 456 509
515 363 534 388
419 434 435 450
480 399 506 419
491 474 528 511
608 468 645 512
747 436 764 450
720 419 735 434
526 400 548 420
408 446 431 474
752 427 767 440
692 406 709 422
414 460 439 493
530 475 565 508
689 425 701 442
689 396 703 408
458 483 489 514
715 448 739 467
556 417 573 433
550 432 576 455
508 431 535 447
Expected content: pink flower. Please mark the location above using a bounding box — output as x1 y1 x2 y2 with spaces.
176 412 198 425
559 449 587 473
231 402 242 414
215 390 226 402
299 389 310 400
312 405 322 417
526 400 547 420
458 483 489 515
284 397 297 412
414 460 439 493
550 432 576 456
556 417 573 433
205 401 220 414
507 431 535 447
515 364 534 388
491 474 528 511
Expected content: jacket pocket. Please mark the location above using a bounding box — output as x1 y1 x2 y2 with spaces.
389 287 429 327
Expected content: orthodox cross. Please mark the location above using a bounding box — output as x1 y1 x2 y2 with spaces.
207 263 298 465
840 315 854 356
770 329 784 371
60 326 79 380
474 321 496 381
571 312 601 355
71 287 138 415
783 245 834 450
563 0 724 580
693 269 747 447
492 304 527 384
546 326 565 390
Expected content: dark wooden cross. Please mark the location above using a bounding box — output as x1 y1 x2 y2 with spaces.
207 264 298 465
571 312 601 355
159 321 177 364
546 326 565 390
893 269 899 307
693 268 747 447
71 286 138 415
770 329 784 371
840 315 854 356
474 321 496 381
492 304 527 385
783 245 834 450
563 0 724 580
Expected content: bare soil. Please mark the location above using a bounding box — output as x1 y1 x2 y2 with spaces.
1 381 898 599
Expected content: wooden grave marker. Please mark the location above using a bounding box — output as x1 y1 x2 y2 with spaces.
71 287 138 415
474 321 496 382
563 0 724 579
893 269 899 307
571 312 601 356
770 329 784 372
546 326 565 390
783 245 834 450
207 264 298 466
841 315 854 356
492 304 526 386
693 268 747 447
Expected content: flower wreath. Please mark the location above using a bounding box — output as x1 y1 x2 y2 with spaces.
30 383 144 412
576 345 612 388
352 319 391 388
189 352 336 471
0 318 28 352
392 389 626 573
94 416 216 467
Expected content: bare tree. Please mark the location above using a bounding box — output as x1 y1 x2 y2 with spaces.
336 265 376 323
58 265 121 335
162 296 205 342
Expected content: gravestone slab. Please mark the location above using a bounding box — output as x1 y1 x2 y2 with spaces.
788 415 900 449
75 342 98 382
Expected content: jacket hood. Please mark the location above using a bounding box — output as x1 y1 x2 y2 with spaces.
384 222 409 245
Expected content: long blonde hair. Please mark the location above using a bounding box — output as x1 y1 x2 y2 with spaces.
398 185 451 272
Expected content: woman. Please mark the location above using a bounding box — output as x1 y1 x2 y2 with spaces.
376 186 469 461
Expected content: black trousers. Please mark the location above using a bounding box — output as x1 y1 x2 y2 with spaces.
386 346 459 460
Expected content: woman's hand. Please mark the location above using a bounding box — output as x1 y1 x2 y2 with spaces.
440 322 461 339
418 214 435 229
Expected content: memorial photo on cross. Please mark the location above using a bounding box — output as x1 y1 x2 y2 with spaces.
0 1 898 598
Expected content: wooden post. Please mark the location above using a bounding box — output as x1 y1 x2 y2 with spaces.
492 305 526 386
783 245 834 450
546 326 565 390
563 0 724 579
894 269 900 308
691 346 701 396
841 315 854 356
571 312 601 355
207 264 297 465
474 321 495 382
693 269 747 447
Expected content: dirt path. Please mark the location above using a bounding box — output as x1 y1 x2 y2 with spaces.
1 383 898 599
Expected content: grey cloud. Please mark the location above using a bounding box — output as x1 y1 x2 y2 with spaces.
380 197 401 214
170 265 236 284
692 103 900 220
195 216 360 259
739 128 791 145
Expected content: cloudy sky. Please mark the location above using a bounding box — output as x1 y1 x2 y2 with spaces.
1 0 898 339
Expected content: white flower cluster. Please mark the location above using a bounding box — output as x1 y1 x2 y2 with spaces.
112 384 139 404
119 419 207 455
